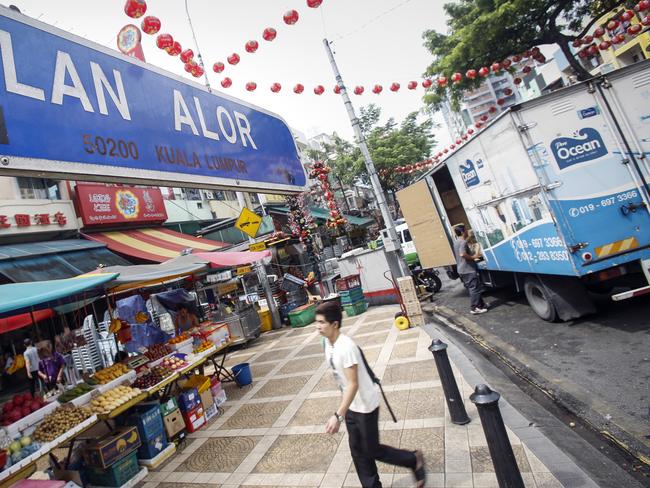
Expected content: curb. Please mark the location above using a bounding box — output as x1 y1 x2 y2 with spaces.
423 303 650 468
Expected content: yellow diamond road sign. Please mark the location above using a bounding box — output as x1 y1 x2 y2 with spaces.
235 207 262 238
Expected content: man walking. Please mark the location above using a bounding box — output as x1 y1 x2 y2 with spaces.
23 338 40 396
316 301 425 488
453 224 488 314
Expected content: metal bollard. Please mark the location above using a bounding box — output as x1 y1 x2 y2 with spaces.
470 385 525 488
428 339 470 425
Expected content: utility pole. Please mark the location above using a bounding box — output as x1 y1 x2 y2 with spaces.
323 39 408 277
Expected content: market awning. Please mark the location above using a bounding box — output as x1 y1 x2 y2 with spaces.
194 251 272 268
0 273 119 317
0 309 55 334
0 239 131 283
268 205 375 227
83 228 228 263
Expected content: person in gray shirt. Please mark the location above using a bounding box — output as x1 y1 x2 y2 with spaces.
453 225 488 314
23 338 41 396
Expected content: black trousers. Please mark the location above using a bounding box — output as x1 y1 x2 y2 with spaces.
345 408 416 488
460 272 485 309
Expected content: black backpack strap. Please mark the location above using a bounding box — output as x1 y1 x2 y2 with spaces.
358 346 397 423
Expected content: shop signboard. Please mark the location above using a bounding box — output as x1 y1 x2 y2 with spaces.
206 270 232 283
76 184 167 226
235 208 262 238
236 266 252 276
0 8 307 194
249 241 267 252
0 200 78 235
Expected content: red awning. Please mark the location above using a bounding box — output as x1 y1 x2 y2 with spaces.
0 309 55 334
194 251 271 268
83 228 228 263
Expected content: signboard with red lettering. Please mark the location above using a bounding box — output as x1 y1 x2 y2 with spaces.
0 200 77 235
76 184 167 226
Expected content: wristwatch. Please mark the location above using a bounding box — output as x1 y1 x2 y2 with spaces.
334 412 344 422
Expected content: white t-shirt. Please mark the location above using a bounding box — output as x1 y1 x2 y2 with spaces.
325 333 380 414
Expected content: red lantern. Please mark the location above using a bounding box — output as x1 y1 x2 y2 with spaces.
141 16 160 34
587 45 599 56
334 85 341 94
450 144 456 150
328 201 337 210
491 62 501 73
221 77 232 88
270 83 282 93
489 106 497 113
583 35 594 44
572 39 583 48
294 83 305 94
390 82 401 92
455 138 462 145
599 40 612 50
468 128 474 134
594 26 606 38
318 173 328 181
503 87 513 96
628 24 642 35
314 85 325 95
607 20 620 30
156 33 173 49
502 58 512 69
621 10 635 21
497 98 506 106
227 53 240 65
354 86 364 95
284 10 299 25
451 72 462 84
443 148 449 153
124 0 147 19
478 66 490 77
612 34 626 44
245 40 259 53
325 191 333 199
166 41 182 56
184 62 194 73
263 27 277 41
643 15 650 26
213 62 225 73
422 79 433 88
180 49 194 63
480 114 489 121
513 77 522 85
372 84 383 94
407 81 418 90
307 0 323 7
466 69 477 79
522 65 532 74
246 82 257 91
578 49 588 58
512 55 522 63
193 65 204 78
475 122 482 128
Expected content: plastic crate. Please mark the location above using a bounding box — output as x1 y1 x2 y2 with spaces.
335 274 361 291
84 451 139 487
120 402 164 442
339 288 365 305
343 301 368 317
288 304 316 328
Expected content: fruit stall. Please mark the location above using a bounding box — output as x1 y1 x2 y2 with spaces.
0 274 235 487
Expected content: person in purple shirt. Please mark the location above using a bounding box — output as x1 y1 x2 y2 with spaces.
38 342 65 391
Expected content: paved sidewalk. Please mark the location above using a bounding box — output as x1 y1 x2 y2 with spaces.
139 305 583 488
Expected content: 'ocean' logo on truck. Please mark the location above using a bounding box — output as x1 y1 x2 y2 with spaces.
460 159 480 187
550 128 607 170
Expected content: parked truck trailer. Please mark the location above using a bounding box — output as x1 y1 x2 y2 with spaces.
397 60 650 321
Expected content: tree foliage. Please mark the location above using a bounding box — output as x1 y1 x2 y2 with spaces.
305 104 435 192
423 0 627 109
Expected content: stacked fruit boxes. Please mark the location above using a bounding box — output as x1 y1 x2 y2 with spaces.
396 277 424 327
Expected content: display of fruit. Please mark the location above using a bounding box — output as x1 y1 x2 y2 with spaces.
168 333 190 345
0 393 46 426
33 405 92 443
58 383 94 403
144 343 172 361
6 435 40 466
194 340 214 353
92 363 130 384
161 355 188 371
132 366 174 389
89 386 142 414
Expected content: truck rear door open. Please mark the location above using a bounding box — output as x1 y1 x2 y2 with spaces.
396 179 456 269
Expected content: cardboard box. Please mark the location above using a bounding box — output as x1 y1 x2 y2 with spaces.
408 314 425 327
182 404 205 433
396 276 416 293
405 301 422 316
163 408 185 439
200 388 214 411
399 289 418 303
84 426 141 469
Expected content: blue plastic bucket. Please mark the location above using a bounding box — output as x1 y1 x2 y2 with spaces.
232 362 253 387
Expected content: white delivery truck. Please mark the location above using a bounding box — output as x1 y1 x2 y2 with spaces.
397 60 650 321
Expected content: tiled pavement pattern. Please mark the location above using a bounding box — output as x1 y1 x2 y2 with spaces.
138 305 564 488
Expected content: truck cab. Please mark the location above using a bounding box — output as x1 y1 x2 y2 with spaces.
395 220 418 267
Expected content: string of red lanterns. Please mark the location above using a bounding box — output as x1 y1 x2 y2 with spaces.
308 162 347 229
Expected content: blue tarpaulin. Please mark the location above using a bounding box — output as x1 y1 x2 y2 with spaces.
0 273 118 317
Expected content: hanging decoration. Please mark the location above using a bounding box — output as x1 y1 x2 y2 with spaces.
309 162 347 230
263 27 277 41
141 16 160 34
283 10 299 25
124 0 147 19
286 193 317 258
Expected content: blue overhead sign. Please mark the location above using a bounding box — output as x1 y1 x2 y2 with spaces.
0 8 307 193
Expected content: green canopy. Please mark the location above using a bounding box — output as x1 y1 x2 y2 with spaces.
269 206 375 227
0 273 119 317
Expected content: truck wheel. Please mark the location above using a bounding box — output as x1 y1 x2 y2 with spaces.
523 276 558 322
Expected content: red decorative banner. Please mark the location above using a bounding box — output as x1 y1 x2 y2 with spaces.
76 184 167 226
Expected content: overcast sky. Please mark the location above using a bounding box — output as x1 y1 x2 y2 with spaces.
12 0 452 147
